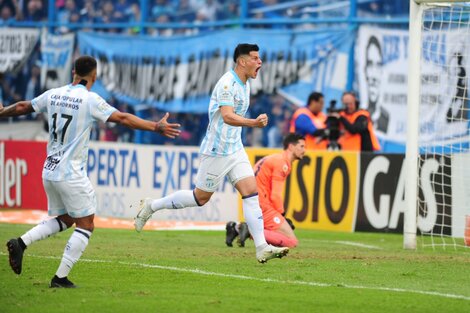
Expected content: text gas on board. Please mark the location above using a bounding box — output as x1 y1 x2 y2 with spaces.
362 155 443 233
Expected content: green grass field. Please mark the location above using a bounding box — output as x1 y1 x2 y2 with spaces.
1 223 469 313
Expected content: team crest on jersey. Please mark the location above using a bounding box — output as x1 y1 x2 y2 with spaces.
206 177 215 189
234 95 243 108
282 164 288 173
98 102 108 112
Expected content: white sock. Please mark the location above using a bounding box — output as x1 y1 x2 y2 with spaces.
242 193 267 248
150 190 200 212
21 217 68 246
56 228 91 278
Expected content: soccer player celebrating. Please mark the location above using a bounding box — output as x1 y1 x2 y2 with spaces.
134 43 290 263
226 133 305 248
1 55 181 288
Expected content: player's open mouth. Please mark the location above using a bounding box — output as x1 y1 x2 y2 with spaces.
255 66 261 74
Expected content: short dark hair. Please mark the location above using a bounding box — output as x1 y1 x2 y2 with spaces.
283 133 305 150
307 91 324 106
366 36 382 60
74 55 97 77
233 44 259 62
342 91 359 109
342 91 357 98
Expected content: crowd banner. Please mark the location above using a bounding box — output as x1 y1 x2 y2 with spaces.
78 28 352 113
0 28 40 74
40 30 75 90
356 25 470 152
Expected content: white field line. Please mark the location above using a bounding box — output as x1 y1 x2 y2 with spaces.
333 240 382 250
1 252 469 301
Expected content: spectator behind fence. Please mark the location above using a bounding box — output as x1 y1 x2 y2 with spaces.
267 117 286 148
57 0 78 33
173 0 195 21
217 1 238 20
197 0 220 21
114 0 132 21
126 2 142 34
0 1 18 24
150 14 174 36
24 0 46 21
79 0 97 25
265 94 291 147
151 0 174 19
24 64 41 101
289 91 328 150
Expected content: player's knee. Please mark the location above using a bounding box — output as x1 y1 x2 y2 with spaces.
58 214 75 228
74 215 95 232
235 177 258 196
194 195 210 206
193 189 212 206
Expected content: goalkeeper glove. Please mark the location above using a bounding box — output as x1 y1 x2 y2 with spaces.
286 218 295 231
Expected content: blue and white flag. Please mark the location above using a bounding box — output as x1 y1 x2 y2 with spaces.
40 30 75 90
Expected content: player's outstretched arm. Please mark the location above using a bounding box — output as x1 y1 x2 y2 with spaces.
107 111 181 138
154 112 182 138
220 106 268 128
0 101 34 118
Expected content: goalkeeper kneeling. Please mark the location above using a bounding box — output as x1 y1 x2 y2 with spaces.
225 133 305 248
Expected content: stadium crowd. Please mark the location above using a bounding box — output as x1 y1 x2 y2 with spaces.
1 0 408 31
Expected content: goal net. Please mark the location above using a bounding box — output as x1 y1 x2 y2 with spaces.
405 1 470 250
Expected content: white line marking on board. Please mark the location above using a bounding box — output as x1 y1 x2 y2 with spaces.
1 252 469 301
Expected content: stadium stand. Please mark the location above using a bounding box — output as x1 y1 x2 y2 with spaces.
0 0 409 147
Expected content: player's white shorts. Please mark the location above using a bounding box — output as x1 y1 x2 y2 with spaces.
196 148 254 192
43 176 97 218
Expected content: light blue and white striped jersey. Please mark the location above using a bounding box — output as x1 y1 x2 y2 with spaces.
31 84 117 181
200 70 250 156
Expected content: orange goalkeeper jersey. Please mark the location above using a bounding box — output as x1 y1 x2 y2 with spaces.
253 151 291 214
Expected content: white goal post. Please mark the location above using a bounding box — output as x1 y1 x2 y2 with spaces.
405 0 470 249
